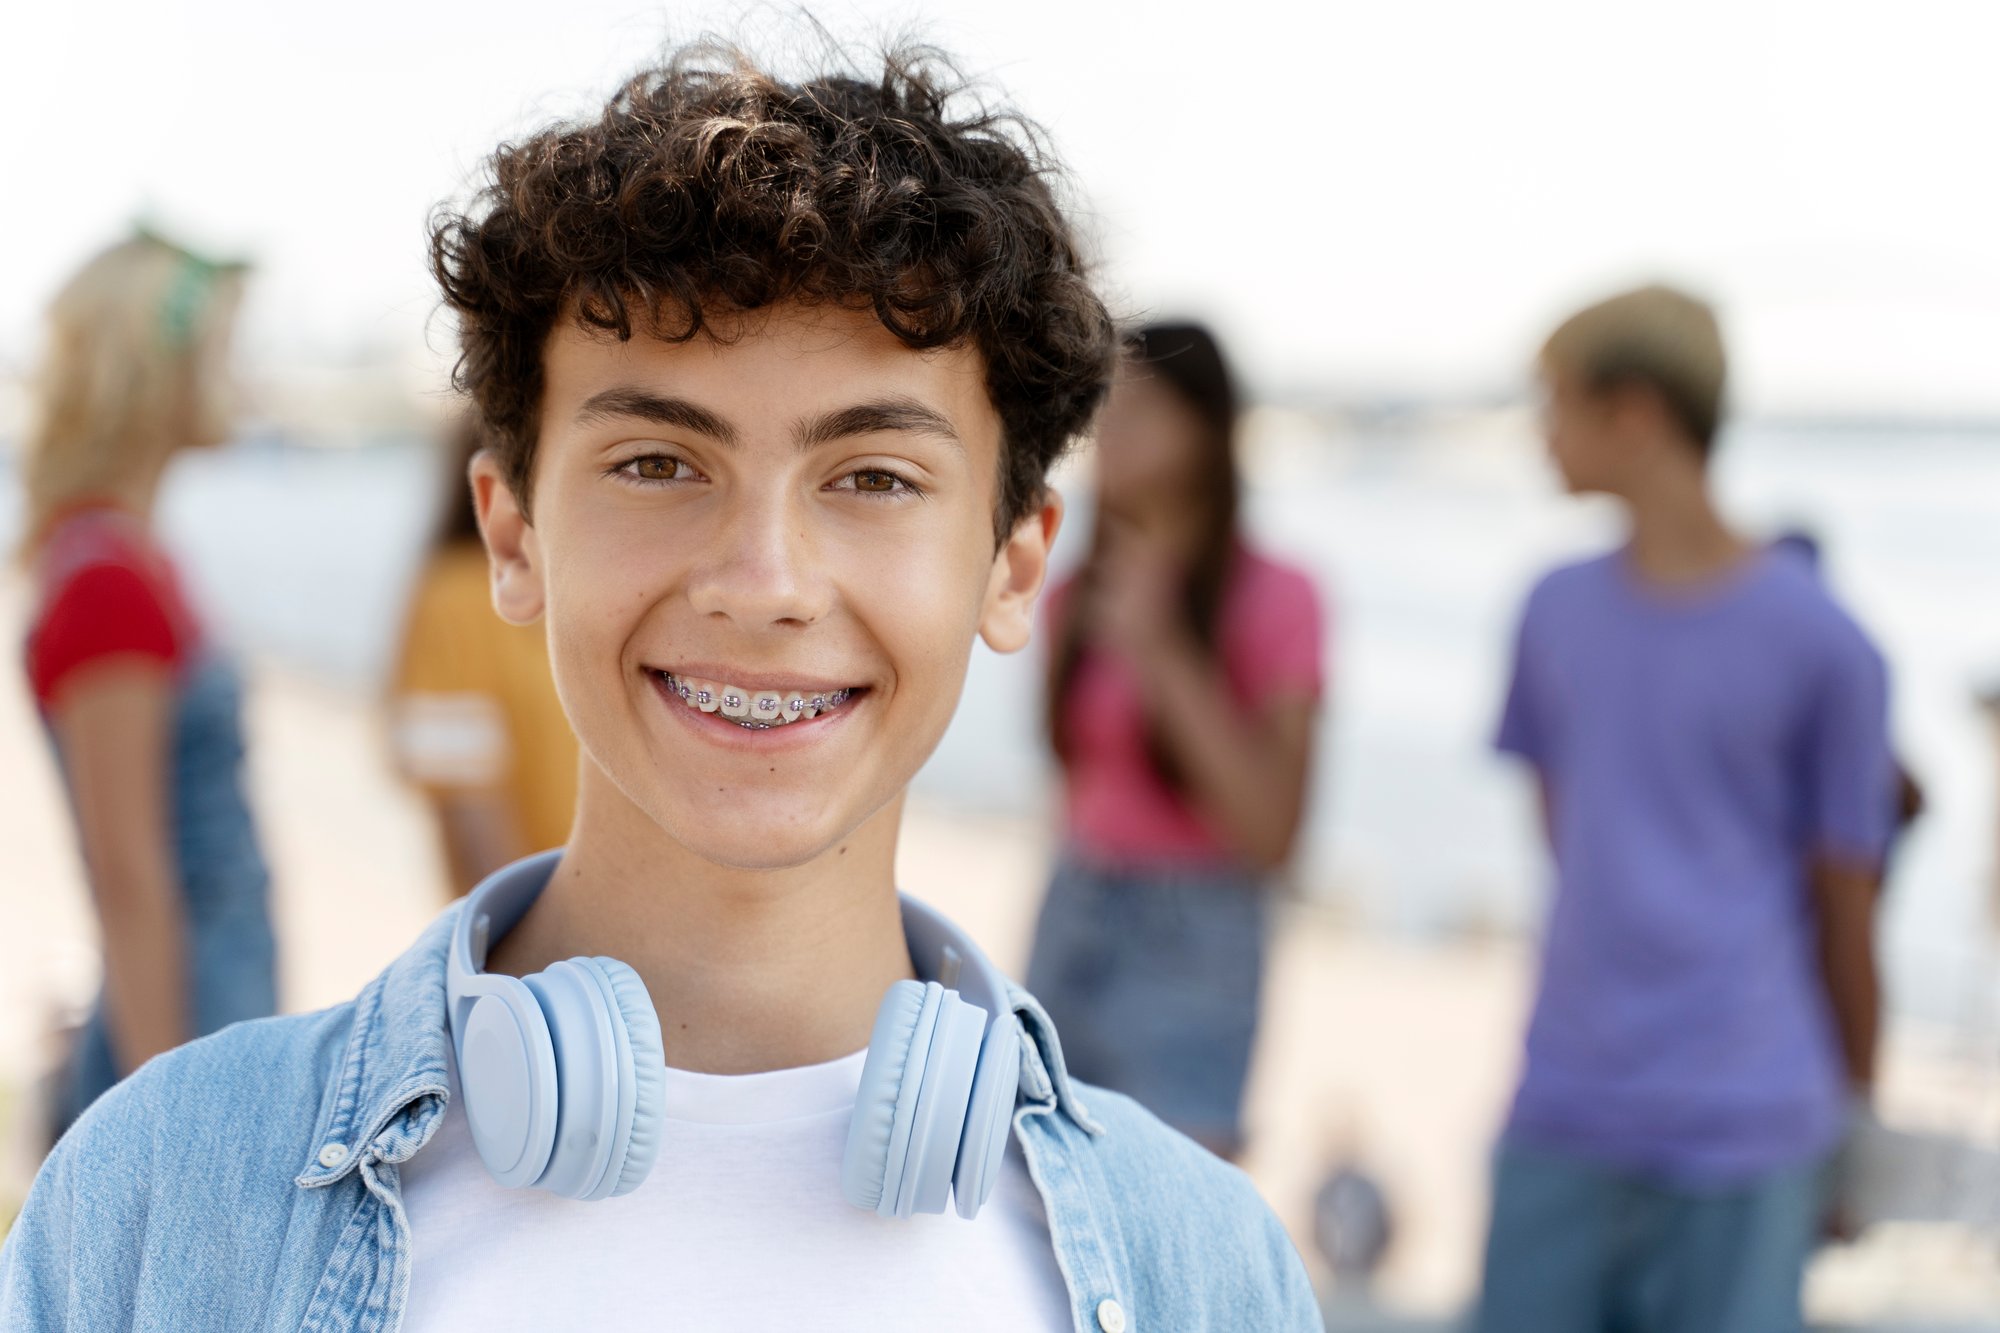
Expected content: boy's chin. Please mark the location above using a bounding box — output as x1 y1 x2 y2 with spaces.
652 802 874 873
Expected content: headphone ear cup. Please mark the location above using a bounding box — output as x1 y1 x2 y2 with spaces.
901 991 984 1217
457 980 559 1189
521 961 621 1199
842 980 943 1215
582 956 665 1198
952 1010 1022 1219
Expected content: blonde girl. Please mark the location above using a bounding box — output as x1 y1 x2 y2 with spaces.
21 229 276 1138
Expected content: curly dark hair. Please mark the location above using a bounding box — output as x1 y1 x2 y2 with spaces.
429 39 1115 542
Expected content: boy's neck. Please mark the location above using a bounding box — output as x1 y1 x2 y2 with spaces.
485 769 918 1076
1616 455 1749 588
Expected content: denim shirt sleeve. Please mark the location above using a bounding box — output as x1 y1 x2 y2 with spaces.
1011 986 1324 1331
0 1001 391 1333
0 1128 83 1329
1 1058 196 1329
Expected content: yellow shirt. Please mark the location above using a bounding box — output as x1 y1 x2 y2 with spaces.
392 542 577 856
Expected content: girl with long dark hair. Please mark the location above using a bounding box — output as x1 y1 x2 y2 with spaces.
1027 322 1326 1159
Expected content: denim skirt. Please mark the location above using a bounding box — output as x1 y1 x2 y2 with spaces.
1024 850 1269 1147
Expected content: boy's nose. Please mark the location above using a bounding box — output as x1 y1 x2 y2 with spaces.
683 493 832 629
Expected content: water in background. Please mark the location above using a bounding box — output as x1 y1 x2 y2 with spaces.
3 420 1996 1024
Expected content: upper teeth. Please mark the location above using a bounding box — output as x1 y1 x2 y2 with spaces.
663 673 852 728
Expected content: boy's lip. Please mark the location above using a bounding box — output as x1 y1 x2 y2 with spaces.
645 662 864 694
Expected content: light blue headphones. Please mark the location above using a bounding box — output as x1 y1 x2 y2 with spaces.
445 851 1022 1218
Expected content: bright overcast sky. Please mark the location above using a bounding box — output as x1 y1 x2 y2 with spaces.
3 0 1997 414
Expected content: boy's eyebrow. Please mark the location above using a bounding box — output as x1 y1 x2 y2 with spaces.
574 388 739 445
796 397 963 452
573 388 961 454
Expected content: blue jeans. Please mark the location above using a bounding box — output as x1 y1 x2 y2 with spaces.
1472 1141 1826 1333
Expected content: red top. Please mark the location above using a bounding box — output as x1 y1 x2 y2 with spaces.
26 506 197 707
1052 543 1326 867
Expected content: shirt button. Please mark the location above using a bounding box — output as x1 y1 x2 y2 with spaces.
1095 1298 1127 1333
317 1143 350 1169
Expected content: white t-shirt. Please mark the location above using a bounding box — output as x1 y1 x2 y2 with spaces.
400 1048 1073 1331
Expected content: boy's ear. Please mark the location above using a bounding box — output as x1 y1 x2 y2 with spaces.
978 489 1064 655
1608 380 1678 452
469 450 546 626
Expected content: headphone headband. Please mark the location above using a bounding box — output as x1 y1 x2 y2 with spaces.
444 851 1021 1217
446 852 1013 1041
446 850 556 1017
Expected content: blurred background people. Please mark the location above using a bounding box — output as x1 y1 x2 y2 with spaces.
18 230 276 1141
389 416 576 897
1473 286 1897 1332
1026 322 1326 1160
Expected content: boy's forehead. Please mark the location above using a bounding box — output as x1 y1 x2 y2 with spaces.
541 302 996 431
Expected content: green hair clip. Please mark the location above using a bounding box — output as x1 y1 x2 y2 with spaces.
135 224 249 350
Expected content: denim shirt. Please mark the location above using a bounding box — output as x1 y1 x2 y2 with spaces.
1 903 1322 1332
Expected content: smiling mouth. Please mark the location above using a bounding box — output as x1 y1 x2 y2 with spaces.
655 671 860 729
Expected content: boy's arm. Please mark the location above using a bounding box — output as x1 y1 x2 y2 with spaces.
1812 858 1881 1092
1533 770 1557 853
1497 585 1555 850
1804 623 1895 1100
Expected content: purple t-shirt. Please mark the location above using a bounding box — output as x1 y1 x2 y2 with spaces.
1496 545 1894 1183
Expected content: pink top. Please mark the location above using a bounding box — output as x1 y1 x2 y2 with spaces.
1053 544 1325 867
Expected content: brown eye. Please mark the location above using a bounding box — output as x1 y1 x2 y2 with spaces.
852 471 898 493
632 456 679 481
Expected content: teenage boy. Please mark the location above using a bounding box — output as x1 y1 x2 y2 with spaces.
1474 285 1895 1333
0 42 1321 1332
